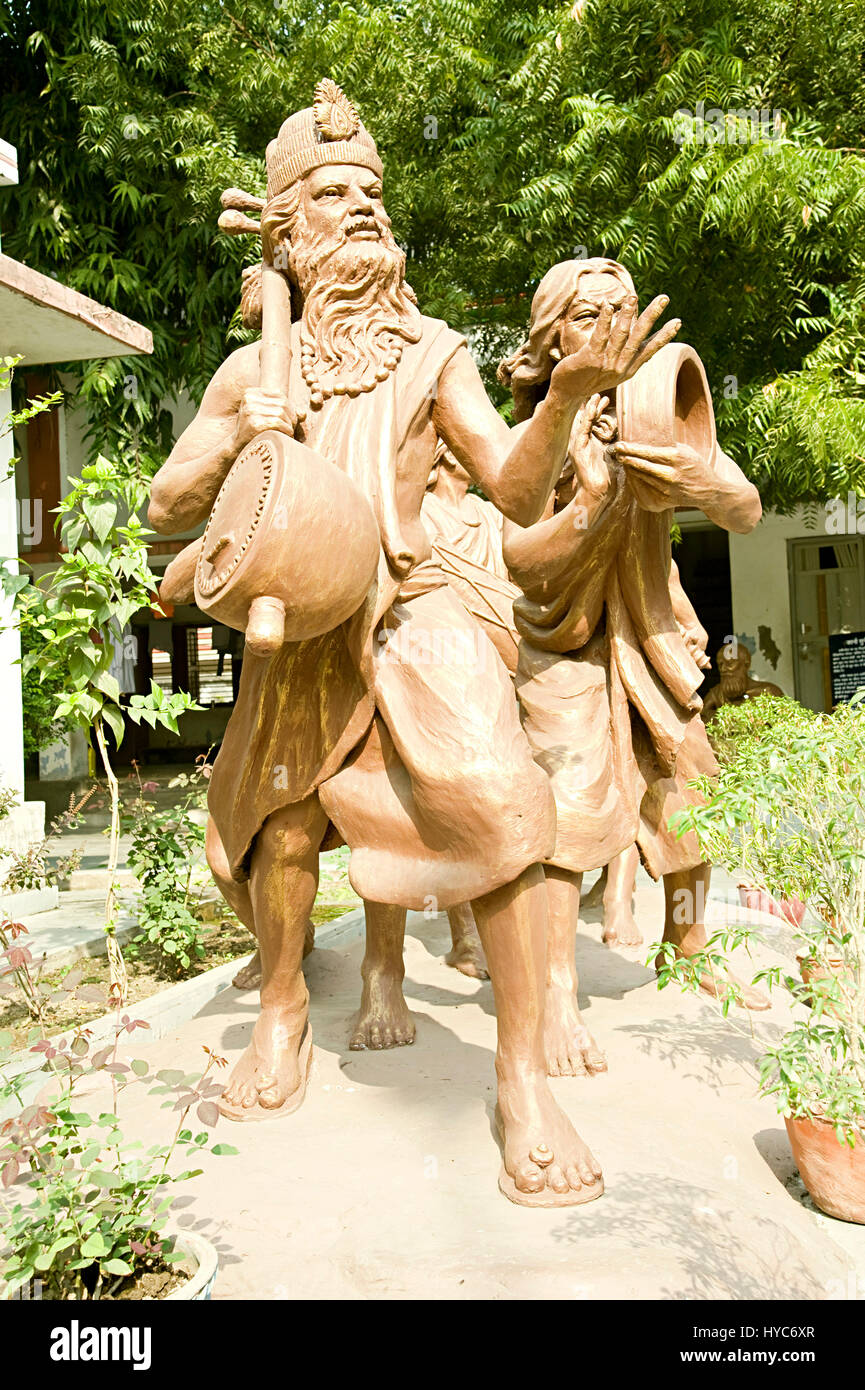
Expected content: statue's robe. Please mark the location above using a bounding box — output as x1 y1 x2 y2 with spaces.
504 406 723 878
208 316 555 907
399 486 521 675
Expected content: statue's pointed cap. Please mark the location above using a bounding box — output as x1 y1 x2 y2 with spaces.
265 79 382 200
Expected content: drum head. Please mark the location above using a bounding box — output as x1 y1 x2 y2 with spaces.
197 434 276 601
194 428 381 643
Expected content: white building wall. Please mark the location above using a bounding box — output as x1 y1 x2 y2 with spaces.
0 381 25 796
728 505 861 699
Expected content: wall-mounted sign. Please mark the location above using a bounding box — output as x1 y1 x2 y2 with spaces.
829 630 865 705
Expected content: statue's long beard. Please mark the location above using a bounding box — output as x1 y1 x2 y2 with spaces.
289 218 421 405
720 668 749 697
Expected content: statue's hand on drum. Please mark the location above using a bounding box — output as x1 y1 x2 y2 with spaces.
233 388 305 454
611 439 714 513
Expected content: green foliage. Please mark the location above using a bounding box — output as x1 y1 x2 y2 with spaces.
0 954 234 1300
658 693 865 1141
123 765 210 975
20 628 73 758
0 791 89 898
0 451 198 996
1 0 863 507
0 461 196 753
0 356 63 483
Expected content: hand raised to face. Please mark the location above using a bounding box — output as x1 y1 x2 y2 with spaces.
569 394 613 501
550 292 681 404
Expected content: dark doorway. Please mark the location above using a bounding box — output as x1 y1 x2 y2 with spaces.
674 524 733 696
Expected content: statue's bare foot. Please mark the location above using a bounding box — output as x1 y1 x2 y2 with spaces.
349 970 415 1050
496 1072 603 1206
656 947 770 1011
219 1005 311 1121
445 936 489 980
544 982 608 1077
603 904 643 948
232 950 262 991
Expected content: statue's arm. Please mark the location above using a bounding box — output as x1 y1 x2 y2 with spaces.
700 687 722 721
432 347 580 526
148 345 259 535
613 435 761 535
669 557 711 669
702 449 762 533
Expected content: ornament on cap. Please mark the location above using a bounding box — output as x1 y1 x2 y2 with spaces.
313 79 360 142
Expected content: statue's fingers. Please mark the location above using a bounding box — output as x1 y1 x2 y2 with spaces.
625 294 670 354
574 415 592 452
587 301 614 355
627 318 681 374
613 441 676 463
605 297 637 364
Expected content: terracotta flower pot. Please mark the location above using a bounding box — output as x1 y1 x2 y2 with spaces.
798 954 847 988
797 952 857 1017
737 884 805 927
785 1114 865 1224
779 896 807 929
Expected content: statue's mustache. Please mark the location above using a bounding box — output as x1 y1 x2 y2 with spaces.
294 218 395 283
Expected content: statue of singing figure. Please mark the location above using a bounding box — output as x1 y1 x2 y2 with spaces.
148 83 678 1205
499 258 769 1043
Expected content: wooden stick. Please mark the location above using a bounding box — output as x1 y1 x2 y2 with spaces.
259 261 293 397
218 209 261 235
221 186 266 213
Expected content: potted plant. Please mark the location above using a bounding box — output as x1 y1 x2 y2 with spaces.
0 922 236 1299
737 881 806 929
657 692 865 1223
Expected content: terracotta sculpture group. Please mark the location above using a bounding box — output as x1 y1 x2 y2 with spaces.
150 82 766 1206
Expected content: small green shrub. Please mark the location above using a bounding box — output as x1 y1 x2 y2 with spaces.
0 924 235 1301
123 763 211 975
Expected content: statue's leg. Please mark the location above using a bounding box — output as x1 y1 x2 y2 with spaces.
602 843 643 947
580 865 608 911
207 815 316 992
471 865 604 1205
206 815 263 990
543 866 607 1077
445 902 489 980
659 863 769 1011
219 794 330 1120
350 902 415 1050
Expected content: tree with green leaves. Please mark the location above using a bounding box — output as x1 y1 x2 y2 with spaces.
0 0 862 509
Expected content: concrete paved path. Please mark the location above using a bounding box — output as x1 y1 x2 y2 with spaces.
104 887 863 1301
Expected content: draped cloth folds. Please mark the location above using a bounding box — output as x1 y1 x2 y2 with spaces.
506 439 716 878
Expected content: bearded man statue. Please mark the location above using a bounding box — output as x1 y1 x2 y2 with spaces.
148 82 677 1206
701 642 784 720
